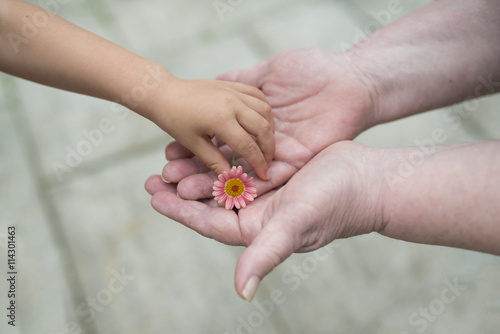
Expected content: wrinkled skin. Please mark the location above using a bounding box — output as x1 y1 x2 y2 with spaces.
145 141 385 300
161 48 375 200
145 48 380 299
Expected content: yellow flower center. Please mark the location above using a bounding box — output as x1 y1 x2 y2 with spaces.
225 178 245 198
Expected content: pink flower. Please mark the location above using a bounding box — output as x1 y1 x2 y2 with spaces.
213 166 257 210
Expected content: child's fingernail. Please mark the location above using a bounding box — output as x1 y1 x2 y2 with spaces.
242 276 260 302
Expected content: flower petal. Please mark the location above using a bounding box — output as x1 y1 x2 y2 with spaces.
216 193 227 204
214 181 225 188
213 165 258 210
213 190 225 197
245 188 257 195
225 197 234 210
242 192 255 202
234 197 241 209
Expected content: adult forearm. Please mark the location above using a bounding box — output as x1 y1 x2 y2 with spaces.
379 140 500 255
0 0 171 117
347 0 500 125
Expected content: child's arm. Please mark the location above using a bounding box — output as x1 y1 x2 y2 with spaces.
0 0 274 179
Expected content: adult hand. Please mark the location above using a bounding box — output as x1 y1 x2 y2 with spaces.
145 141 385 300
162 48 376 200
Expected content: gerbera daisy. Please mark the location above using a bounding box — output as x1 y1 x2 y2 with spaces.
213 166 257 210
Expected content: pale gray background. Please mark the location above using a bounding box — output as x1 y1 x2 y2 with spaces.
1 0 500 333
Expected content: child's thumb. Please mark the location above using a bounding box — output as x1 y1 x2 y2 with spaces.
234 224 296 301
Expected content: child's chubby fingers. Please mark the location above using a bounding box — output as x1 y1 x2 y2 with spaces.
224 81 269 104
215 120 271 181
235 108 275 167
163 144 236 183
183 136 232 178
165 137 230 163
236 93 275 133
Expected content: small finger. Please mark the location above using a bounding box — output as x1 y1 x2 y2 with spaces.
236 106 275 166
225 81 269 104
216 121 270 180
185 137 232 177
237 93 275 133
163 143 239 183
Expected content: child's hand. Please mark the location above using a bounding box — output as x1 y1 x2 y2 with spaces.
148 77 275 180
0 0 273 179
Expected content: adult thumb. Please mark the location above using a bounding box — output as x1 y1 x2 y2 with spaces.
234 224 296 301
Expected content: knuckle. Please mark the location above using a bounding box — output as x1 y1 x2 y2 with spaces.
210 167 223 176
222 93 237 106
262 103 272 116
245 84 260 93
238 140 260 158
260 120 273 134
206 160 223 175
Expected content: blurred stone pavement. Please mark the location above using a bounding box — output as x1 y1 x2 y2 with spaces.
1 0 500 333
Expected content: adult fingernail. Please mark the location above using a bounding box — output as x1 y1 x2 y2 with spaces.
266 170 271 180
242 276 260 302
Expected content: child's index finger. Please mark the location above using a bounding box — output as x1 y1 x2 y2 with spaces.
234 139 271 181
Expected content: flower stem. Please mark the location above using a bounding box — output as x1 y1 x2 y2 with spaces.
231 151 236 167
